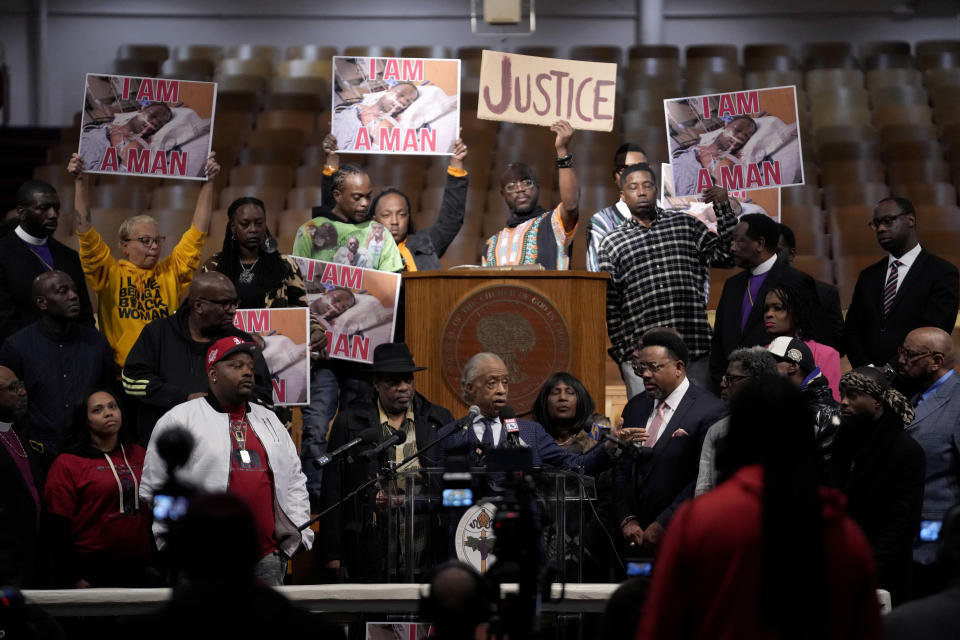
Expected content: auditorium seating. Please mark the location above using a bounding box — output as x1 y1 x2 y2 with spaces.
14 37 958 335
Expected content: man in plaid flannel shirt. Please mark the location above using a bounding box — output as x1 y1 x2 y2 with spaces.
598 163 738 396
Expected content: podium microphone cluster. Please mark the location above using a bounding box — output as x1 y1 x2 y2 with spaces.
360 426 408 460
500 406 523 448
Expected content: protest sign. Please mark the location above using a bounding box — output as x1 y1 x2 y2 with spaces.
331 56 461 155
292 257 402 364
477 50 617 132
661 163 781 232
664 85 804 197
233 308 310 406
78 73 216 180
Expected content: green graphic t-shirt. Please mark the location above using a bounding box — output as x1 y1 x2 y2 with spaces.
292 218 402 272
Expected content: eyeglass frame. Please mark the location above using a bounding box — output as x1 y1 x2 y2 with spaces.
720 373 751 386
631 359 676 375
897 346 943 361
0 380 26 393
123 235 167 248
502 178 536 194
197 297 239 311
867 212 910 230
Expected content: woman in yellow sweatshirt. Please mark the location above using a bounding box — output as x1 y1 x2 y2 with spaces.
67 152 220 368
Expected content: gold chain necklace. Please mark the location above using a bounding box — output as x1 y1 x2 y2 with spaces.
0 428 27 458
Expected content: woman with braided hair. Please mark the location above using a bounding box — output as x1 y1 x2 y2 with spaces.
832 366 926 605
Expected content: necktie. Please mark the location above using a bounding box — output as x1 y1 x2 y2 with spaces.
645 401 668 447
883 260 902 316
481 418 495 448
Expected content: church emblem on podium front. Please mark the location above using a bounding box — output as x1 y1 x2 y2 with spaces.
455 503 498 573
441 285 571 412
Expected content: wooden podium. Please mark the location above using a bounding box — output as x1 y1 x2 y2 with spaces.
402 269 609 417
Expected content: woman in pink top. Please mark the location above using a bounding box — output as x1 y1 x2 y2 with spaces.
764 283 842 400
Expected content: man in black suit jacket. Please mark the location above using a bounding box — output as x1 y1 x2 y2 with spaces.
709 214 818 390
777 223 844 354
616 329 727 555
844 196 959 368
0 180 93 340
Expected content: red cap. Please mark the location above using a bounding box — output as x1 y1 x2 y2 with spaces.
205 336 258 372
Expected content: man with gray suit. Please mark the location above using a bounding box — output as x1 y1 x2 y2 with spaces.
898 327 960 597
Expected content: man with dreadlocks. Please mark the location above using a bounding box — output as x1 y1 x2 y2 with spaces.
831 366 925 605
291 155 402 271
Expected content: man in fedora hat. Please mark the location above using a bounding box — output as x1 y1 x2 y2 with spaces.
317 342 454 582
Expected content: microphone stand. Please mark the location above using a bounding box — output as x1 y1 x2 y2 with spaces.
298 417 473 532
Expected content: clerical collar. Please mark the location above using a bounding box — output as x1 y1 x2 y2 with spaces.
15 226 47 246
751 254 777 276
0 420 13 432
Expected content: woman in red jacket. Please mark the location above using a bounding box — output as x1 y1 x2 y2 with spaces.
45 389 152 587
637 376 882 640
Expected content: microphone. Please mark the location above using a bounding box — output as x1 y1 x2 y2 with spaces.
313 426 380 468
359 426 407 460
589 422 641 456
499 406 523 448
459 405 481 430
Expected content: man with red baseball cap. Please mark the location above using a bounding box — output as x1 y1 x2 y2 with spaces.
140 336 312 586
122 272 273 444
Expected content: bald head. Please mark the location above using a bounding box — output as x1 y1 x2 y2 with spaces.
427 563 489 635
899 327 956 388
32 270 80 319
188 272 235 303
188 272 238 334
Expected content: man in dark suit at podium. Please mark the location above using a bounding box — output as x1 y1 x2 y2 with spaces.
436 352 616 474
844 196 959 368
616 329 726 554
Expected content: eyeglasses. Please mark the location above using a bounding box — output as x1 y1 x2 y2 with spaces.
198 297 239 311
1 380 25 393
631 360 674 374
867 213 909 230
721 373 751 386
897 346 942 361
124 235 166 247
503 179 535 194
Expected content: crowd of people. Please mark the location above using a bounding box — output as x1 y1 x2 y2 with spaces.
0 113 959 639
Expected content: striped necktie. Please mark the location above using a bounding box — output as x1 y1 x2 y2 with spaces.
883 260 902 316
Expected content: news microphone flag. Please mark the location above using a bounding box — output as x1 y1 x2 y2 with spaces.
589 422 610 441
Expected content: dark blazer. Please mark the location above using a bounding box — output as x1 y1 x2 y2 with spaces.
0 231 94 341
844 249 959 367
905 372 960 564
0 422 50 587
614 382 727 528
885 585 960 640
318 392 454 579
709 255 819 388
830 410 926 604
815 278 844 355
436 416 613 476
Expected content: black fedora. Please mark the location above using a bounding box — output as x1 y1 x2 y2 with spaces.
369 343 426 374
